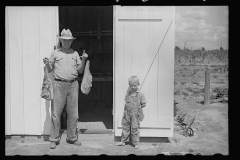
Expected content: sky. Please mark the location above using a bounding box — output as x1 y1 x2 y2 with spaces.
175 6 228 50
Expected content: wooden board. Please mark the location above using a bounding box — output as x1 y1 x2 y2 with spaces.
8 7 25 135
114 6 175 137
5 7 11 135
22 7 42 135
6 7 59 135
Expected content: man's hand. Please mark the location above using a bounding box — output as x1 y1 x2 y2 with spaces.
43 57 49 65
82 50 88 59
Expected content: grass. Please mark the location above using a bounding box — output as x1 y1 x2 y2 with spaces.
181 82 186 85
186 87 193 92
181 92 189 97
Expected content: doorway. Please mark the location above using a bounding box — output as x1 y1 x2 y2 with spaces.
59 6 113 132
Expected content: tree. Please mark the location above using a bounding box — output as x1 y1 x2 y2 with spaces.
202 47 205 51
175 46 181 50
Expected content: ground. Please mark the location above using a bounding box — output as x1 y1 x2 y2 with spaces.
171 64 228 155
5 64 228 155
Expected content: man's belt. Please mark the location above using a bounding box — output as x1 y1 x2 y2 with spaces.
55 78 76 83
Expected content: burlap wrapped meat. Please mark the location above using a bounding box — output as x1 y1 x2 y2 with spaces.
81 60 92 95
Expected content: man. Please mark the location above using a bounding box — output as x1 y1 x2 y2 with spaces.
43 29 88 149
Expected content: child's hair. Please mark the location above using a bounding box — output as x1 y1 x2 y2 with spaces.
128 75 140 84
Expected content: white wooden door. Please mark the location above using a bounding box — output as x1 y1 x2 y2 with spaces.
6 7 59 135
114 6 175 137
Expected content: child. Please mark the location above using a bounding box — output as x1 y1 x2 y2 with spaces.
116 76 147 149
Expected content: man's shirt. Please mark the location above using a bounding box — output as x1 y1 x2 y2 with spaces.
49 48 81 80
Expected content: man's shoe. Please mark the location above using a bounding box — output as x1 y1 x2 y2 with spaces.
134 145 140 149
116 142 125 146
67 140 81 146
49 142 57 149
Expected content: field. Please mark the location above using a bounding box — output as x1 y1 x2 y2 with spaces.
171 49 228 155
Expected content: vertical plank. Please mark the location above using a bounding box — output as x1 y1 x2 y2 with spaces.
113 6 116 134
131 20 141 76
123 19 132 92
138 19 149 136
168 15 175 136
139 21 149 118
39 7 59 135
114 6 124 136
22 7 41 135
147 20 159 118
8 7 25 134
157 20 174 118
166 16 175 122
5 7 11 135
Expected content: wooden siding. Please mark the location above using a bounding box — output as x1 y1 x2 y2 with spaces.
114 6 175 137
6 7 58 135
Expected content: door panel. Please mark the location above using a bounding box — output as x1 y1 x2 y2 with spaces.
6 7 59 135
22 7 42 135
7 7 25 135
114 6 175 137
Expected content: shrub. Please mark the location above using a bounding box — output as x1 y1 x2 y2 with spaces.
199 88 205 93
174 90 181 95
212 87 228 99
186 87 193 92
181 92 189 96
181 82 186 85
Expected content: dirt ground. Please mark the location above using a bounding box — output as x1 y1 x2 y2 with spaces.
172 64 228 155
5 64 228 155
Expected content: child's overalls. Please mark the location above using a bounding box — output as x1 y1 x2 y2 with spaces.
121 92 143 146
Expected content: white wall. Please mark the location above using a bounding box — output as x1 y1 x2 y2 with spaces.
5 6 59 135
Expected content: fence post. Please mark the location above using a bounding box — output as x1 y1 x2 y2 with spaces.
204 69 211 105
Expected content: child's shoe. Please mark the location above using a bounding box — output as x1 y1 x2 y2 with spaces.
134 144 140 149
116 142 125 146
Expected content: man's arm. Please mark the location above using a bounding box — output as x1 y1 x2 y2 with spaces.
45 62 54 73
77 50 88 74
77 58 86 74
43 51 55 73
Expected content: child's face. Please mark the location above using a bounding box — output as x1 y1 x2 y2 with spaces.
128 81 139 92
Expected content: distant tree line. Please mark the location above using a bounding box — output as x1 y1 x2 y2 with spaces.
175 46 225 51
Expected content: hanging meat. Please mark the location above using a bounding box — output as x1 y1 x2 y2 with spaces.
81 60 92 95
40 66 53 100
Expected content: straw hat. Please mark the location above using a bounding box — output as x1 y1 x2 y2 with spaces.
58 29 76 39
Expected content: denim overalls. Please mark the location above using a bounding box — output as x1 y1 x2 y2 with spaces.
121 92 143 145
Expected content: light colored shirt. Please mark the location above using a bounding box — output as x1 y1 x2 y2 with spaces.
49 48 81 80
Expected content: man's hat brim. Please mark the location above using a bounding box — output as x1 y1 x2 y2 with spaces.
57 35 76 40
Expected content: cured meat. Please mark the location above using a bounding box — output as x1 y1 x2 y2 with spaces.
81 60 92 95
41 66 53 100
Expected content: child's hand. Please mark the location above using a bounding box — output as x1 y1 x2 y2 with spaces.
126 86 131 95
